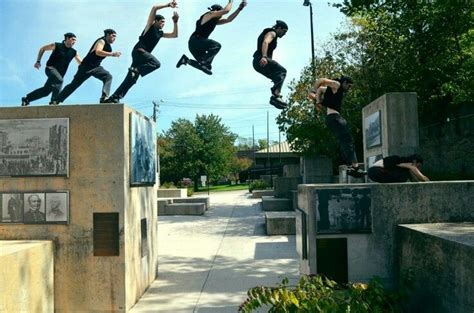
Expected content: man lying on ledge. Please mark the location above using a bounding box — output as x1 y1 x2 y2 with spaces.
368 154 430 183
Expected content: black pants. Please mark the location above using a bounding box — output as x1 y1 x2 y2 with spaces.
56 66 112 102
367 167 410 183
112 49 161 99
26 67 63 102
252 56 287 95
325 113 357 165
188 37 221 66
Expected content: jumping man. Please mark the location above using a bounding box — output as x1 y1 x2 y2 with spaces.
308 76 366 177
106 2 179 103
55 29 121 104
21 33 81 106
176 0 247 75
253 20 288 109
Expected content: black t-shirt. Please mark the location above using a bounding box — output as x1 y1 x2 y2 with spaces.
253 28 277 58
81 37 112 69
46 42 77 76
134 25 164 53
191 14 219 39
322 79 344 112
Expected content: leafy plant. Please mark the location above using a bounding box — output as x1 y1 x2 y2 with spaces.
161 182 175 189
249 180 270 192
239 275 402 313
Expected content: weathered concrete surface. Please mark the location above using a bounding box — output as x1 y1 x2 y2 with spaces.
297 181 474 287
262 196 292 212
0 240 54 313
398 223 474 313
173 196 210 211
159 203 206 216
265 212 296 235
157 188 187 198
251 189 274 198
273 176 302 199
0 105 158 312
283 164 301 177
300 156 333 184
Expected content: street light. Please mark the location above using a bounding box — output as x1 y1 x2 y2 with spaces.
303 0 316 80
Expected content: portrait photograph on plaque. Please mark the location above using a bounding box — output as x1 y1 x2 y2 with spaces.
316 188 372 234
45 192 69 223
23 193 46 224
0 118 69 177
130 113 156 186
1 193 23 223
365 111 382 149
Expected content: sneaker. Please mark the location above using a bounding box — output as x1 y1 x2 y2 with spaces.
21 97 29 107
270 95 287 109
347 166 367 178
199 63 212 75
176 54 189 68
104 96 120 104
49 101 59 105
99 97 107 104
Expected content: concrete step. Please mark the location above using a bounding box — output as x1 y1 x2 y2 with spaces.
173 197 210 211
157 188 187 198
265 211 296 235
252 189 274 198
261 196 291 211
159 203 205 216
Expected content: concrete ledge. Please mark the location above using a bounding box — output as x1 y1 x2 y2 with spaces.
265 212 296 235
159 203 205 215
252 189 274 198
157 188 187 198
273 176 302 198
173 197 210 211
0 240 54 313
398 223 474 313
262 196 292 212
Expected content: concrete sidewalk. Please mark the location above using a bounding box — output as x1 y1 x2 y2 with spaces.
130 190 299 313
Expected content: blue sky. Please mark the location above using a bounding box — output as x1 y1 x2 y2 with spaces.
0 0 346 143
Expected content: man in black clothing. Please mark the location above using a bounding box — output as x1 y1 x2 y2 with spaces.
55 29 122 104
176 0 247 75
21 33 81 106
106 2 179 103
368 154 430 183
308 76 365 177
253 20 288 109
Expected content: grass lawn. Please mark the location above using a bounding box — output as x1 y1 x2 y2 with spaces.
194 183 249 193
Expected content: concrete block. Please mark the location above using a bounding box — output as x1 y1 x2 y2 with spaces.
262 196 292 212
158 199 173 212
160 203 205 215
265 212 296 235
252 189 275 198
0 240 54 313
273 176 302 198
157 188 187 198
398 223 474 313
283 164 301 177
300 156 333 184
173 197 210 210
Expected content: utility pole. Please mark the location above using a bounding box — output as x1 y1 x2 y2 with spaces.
152 101 159 122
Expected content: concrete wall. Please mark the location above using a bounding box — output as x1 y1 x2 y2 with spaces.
362 93 419 167
398 223 474 313
0 240 54 312
273 176 302 199
0 105 158 312
297 181 474 287
300 156 333 184
157 188 187 198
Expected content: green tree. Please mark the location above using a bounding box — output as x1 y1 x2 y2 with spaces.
229 157 253 182
159 114 237 190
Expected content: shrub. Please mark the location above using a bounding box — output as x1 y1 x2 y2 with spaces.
187 187 194 197
161 182 175 189
239 275 402 313
249 180 270 192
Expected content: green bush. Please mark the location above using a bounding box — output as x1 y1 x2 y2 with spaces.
187 187 194 197
161 182 175 189
239 275 402 313
249 180 270 192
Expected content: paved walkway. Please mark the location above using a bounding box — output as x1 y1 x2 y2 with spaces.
130 190 299 313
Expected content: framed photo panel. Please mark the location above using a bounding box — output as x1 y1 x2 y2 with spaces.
316 188 372 234
130 113 157 186
1 193 23 223
45 192 69 223
23 193 46 224
365 111 382 149
0 118 69 177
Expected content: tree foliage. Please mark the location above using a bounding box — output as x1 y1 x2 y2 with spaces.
278 0 473 159
159 114 237 187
